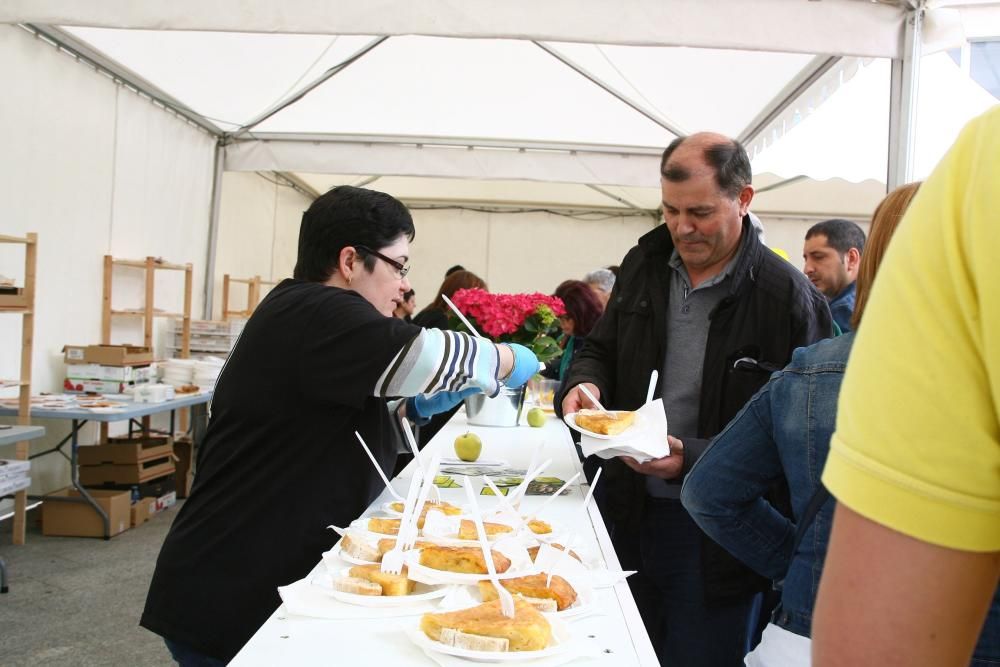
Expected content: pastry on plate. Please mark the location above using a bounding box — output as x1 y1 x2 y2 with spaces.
377 538 437 556
526 519 552 535
347 564 416 596
457 519 514 540
478 573 577 611
527 544 581 563
418 545 511 574
367 517 401 535
421 599 551 652
574 409 636 435
390 500 462 516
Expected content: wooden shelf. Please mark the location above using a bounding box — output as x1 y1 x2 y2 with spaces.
110 309 186 319
4 232 37 546
111 258 190 271
222 274 276 320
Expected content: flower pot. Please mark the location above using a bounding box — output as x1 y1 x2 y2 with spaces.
464 385 526 427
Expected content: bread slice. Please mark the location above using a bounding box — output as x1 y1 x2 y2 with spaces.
348 564 416 596
527 544 581 563
418 545 511 574
458 519 514 540
339 534 381 562
439 628 510 652
574 409 636 435
526 519 552 535
333 576 382 596
421 599 551 652
477 573 577 611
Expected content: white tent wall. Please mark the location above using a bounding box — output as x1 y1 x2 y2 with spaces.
211 172 312 316
0 25 215 509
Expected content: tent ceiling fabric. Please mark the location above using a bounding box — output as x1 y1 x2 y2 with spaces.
8 0 912 58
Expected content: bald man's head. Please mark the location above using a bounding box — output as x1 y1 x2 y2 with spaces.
660 132 752 199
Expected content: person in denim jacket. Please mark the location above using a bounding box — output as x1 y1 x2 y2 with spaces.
680 183 919 665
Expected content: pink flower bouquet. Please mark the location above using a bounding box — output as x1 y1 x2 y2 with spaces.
449 288 566 364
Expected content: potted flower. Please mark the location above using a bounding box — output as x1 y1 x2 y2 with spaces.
449 288 565 426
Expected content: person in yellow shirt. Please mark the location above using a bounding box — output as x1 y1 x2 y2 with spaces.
813 107 1000 665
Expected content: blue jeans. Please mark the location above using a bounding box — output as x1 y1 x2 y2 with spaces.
640 497 755 666
164 639 227 667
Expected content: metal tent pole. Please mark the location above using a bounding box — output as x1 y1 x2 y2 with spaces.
887 3 924 190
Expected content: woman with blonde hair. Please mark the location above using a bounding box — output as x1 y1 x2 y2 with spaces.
680 182 921 665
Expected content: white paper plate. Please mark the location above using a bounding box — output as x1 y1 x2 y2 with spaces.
405 614 572 662
563 411 645 440
312 569 449 607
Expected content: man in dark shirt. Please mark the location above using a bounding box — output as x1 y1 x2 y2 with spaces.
803 218 865 333
561 132 832 665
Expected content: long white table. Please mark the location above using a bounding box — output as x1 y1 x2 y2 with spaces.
231 408 658 666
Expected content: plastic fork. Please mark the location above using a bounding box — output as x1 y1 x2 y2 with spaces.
523 471 581 523
482 475 529 531
441 294 485 338
402 453 441 551
507 457 553 509
463 476 516 618
578 384 614 416
355 430 405 502
547 467 602 586
381 466 423 575
645 370 658 405
399 415 442 503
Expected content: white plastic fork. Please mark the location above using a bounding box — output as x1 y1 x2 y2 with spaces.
523 471 581 523
399 415 442 503
381 467 423 575
547 467 603 586
441 294 485 338
507 457 553 509
402 453 441 551
578 384 614 417
482 475 529 531
355 430 405 502
464 476 516 618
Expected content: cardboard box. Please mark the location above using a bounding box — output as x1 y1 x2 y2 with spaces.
173 438 194 499
130 497 156 527
63 378 136 394
0 289 28 310
79 456 175 486
155 491 177 512
63 345 153 367
42 488 131 538
91 472 176 499
65 363 153 383
79 437 173 466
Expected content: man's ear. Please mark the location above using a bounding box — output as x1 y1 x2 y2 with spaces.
738 185 755 217
846 247 862 275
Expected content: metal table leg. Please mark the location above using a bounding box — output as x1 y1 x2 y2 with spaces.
68 419 110 539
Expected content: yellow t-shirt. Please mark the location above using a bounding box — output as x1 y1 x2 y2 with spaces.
822 106 1000 553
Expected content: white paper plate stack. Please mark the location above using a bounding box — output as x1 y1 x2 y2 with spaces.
160 358 195 387
193 357 224 390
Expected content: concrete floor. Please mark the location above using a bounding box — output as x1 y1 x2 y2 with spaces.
0 502 183 667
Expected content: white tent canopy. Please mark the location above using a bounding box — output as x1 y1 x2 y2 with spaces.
3 0 999 313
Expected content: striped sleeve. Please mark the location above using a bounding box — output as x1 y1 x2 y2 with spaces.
373 329 502 399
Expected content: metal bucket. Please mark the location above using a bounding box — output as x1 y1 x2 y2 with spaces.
464 385 526 427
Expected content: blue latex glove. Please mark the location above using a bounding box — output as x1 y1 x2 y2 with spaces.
407 387 482 423
503 343 541 389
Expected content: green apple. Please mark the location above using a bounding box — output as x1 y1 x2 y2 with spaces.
454 432 483 462
527 407 547 428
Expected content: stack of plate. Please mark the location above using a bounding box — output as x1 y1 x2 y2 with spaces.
193 357 225 390
160 358 196 387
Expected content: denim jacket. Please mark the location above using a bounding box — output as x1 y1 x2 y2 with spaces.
681 333 853 637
